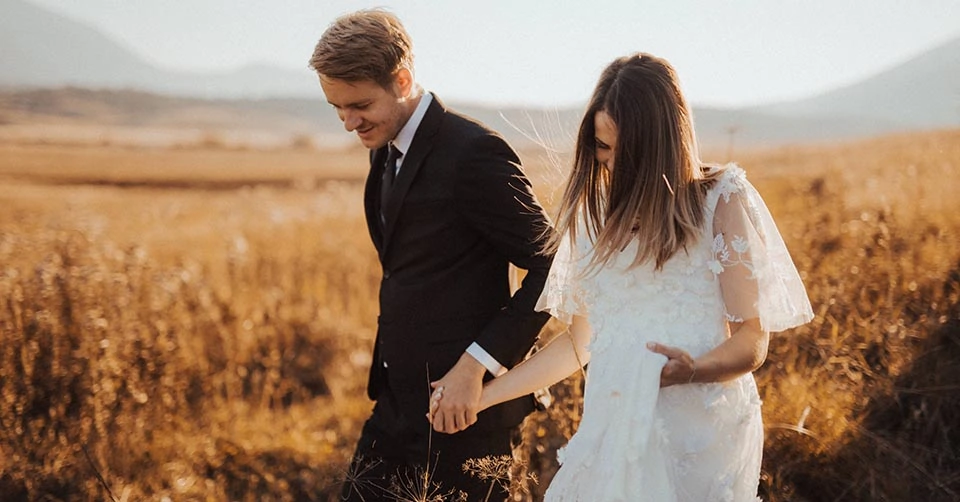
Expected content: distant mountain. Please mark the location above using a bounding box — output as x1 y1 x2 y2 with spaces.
0 0 320 99
0 0 159 87
681 36 960 148
1 0 958 148
753 37 960 129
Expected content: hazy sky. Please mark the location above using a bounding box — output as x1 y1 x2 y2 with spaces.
28 0 960 108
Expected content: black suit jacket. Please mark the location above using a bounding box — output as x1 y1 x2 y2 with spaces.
363 96 553 430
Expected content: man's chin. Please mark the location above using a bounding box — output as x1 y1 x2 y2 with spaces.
358 135 386 149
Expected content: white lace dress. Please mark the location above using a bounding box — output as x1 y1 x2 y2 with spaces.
536 165 813 502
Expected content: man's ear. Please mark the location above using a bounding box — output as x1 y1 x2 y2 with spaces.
392 67 414 100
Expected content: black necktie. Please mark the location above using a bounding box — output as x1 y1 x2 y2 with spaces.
380 144 401 224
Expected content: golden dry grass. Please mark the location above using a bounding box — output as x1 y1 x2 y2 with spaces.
0 129 958 501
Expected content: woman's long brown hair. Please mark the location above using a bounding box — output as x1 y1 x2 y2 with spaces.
547 53 718 272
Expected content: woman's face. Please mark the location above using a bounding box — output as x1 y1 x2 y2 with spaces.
594 110 618 172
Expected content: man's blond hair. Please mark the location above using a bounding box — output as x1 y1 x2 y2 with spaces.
308 9 414 88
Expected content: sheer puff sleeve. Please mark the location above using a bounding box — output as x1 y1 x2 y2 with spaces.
709 166 814 333
535 230 590 325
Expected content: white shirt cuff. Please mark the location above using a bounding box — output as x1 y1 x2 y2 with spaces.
466 343 507 377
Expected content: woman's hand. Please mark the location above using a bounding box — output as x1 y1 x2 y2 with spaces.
426 384 444 424
427 384 489 430
646 342 696 387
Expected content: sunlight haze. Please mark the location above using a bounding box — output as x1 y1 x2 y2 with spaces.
23 0 960 107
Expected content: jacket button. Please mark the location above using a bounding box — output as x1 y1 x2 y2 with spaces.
383 270 391 279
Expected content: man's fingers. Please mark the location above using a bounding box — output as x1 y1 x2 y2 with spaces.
443 412 457 434
431 399 445 431
427 370 482 433
432 400 476 433
436 401 457 433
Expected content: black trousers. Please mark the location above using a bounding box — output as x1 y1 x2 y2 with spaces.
340 388 515 502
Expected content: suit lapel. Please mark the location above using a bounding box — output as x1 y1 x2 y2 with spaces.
364 146 388 256
380 97 445 254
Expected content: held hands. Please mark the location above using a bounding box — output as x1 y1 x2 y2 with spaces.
426 353 486 434
646 342 697 388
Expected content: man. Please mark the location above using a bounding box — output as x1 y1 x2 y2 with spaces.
308 9 553 502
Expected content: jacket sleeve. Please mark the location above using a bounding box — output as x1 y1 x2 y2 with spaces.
454 133 555 368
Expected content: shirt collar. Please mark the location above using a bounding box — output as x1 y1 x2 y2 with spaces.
392 90 433 159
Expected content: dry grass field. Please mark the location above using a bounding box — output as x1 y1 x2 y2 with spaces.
0 127 958 501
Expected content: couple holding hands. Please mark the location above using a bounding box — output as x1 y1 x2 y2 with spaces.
309 9 813 502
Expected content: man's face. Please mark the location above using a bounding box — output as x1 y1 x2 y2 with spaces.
320 75 409 149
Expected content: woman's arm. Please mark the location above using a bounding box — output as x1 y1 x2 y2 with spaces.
648 317 769 387
477 314 593 411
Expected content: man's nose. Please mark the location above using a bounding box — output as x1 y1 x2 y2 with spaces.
342 111 362 132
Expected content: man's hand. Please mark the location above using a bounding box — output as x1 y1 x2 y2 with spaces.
427 353 486 434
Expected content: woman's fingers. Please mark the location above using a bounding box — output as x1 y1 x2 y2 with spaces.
646 341 685 360
648 342 697 388
426 385 444 425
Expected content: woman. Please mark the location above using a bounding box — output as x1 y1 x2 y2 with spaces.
432 53 813 500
